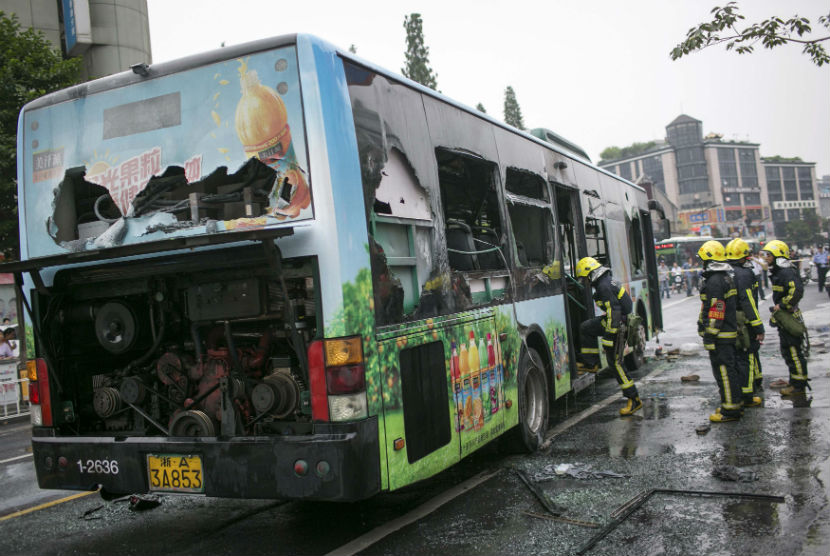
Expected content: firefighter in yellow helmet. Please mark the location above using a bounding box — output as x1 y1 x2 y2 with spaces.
761 239 809 396
725 238 764 408
574 256 642 416
697 240 743 422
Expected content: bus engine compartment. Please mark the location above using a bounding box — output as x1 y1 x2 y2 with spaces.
36 245 319 438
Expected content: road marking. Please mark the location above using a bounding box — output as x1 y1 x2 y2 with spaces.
661 296 695 310
325 469 500 556
0 490 99 522
0 453 32 464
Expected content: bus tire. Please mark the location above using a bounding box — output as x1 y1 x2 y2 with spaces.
625 317 646 370
503 347 549 453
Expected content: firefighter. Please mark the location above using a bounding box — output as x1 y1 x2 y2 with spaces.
761 239 810 396
697 240 743 422
725 238 764 407
574 256 642 416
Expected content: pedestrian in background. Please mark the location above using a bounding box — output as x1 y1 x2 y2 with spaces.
751 253 766 300
682 257 695 297
762 240 810 397
697 240 742 422
659 260 671 299
813 245 829 293
671 261 682 294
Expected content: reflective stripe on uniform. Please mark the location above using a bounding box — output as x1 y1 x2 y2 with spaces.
772 285 784 292
746 288 762 326
783 281 796 307
719 364 734 406
617 286 625 299
615 362 634 389
717 331 737 339
705 327 720 335
581 347 599 354
601 339 614 347
789 346 808 380
724 288 737 298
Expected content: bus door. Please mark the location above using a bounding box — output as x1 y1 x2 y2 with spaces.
640 208 663 332
553 184 591 378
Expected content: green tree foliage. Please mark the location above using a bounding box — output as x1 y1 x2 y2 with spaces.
671 2 830 66
475 103 487 114
784 210 822 246
402 13 438 90
762 155 804 163
503 86 525 130
599 141 657 162
0 12 81 260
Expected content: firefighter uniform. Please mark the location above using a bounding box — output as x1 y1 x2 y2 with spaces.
575 257 642 416
726 238 764 407
697 241 743 422
763 240 809 395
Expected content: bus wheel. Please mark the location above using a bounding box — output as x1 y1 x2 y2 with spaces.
625 318 646 370
503 347 549 453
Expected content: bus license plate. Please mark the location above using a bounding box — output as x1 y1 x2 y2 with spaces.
146 454 204 494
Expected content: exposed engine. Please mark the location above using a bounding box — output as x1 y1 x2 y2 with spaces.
41 247 317 437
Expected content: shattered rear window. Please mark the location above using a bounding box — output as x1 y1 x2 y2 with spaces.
21 46 311 258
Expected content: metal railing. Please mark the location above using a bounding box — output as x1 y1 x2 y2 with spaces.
0 360 30 421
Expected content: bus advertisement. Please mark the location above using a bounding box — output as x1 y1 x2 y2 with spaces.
3 34 665 502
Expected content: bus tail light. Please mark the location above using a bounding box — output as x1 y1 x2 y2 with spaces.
27 359 53 426
308 337 368 422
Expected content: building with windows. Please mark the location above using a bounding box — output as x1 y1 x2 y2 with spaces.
818 175 830 220
1 0 151 80
599 114 817 240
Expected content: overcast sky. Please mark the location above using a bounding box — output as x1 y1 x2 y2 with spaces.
147 0 830 176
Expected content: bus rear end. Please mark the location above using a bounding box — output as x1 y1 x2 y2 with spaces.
13 36 380 501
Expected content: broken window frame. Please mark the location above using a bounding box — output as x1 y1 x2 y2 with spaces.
582 189 610 268
503 167 555 270
435 148 510 307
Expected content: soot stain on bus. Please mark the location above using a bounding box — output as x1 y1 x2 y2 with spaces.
46 157 310 250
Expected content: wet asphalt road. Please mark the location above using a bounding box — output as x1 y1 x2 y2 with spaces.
0 286 828 556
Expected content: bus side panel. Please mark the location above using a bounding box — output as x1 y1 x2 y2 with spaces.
509 297 572 400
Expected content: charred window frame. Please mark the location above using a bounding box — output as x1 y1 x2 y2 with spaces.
504 168 554 269
627 212 646 278
582 190 609 267
436 148 508 307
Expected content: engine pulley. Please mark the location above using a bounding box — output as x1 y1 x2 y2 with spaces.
94 301 138 354
169 410 215 437
251 372 299 419
93 387 122 418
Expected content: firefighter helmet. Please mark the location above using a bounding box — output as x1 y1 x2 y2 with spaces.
575 256 602 278
762 239 790 259
698 240 726 262
725 238 750 260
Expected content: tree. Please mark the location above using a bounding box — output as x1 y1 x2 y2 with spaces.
475 103 487 114
671 2 830 66
600 141 658 163
402 13 438 90
503 86 525 130
0 12 81 260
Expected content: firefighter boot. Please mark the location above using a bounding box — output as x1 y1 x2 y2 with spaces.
577 362 599 374
620 397 643 416
743 396 763 408
781 385 806 397
709 410 739 423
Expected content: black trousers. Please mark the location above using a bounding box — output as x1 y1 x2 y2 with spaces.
580 317 639 399
778 327 808 388
708 342 742 417
735 346 755 403
750 338 763 391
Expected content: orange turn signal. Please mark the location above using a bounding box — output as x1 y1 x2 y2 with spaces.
27 360 38 381
393 438 406 451
324 337 363 366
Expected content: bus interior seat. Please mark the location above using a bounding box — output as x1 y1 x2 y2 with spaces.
472 227 503 270
446 220 478 271
516 241 529 266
